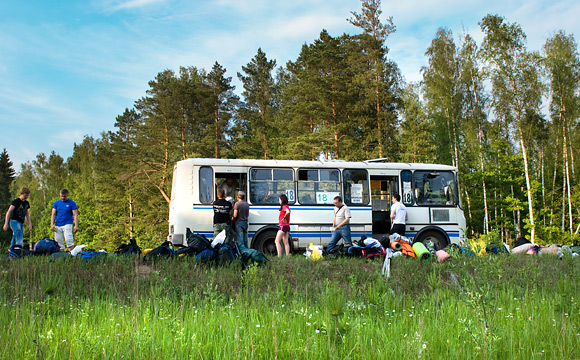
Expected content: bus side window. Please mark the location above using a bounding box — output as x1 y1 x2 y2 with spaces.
297 169 341 205
199 166 214 204
249 168 295 205
343 169 369 206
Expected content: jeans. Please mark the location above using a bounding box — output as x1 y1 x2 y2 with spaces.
9 220 24 249
326 224 352 252
235 220 248 250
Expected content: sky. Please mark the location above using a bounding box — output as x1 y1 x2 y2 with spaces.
1 0 579 170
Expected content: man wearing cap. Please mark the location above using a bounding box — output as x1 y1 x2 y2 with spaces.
232 191 250 249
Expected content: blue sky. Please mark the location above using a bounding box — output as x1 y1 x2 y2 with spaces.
1 0 579 169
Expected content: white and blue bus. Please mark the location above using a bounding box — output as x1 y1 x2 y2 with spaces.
168 158 466 254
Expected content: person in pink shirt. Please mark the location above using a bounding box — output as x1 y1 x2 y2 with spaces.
275 194 291 257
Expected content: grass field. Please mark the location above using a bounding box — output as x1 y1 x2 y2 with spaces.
0 253 578 359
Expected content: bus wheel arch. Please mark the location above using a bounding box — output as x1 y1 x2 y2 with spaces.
252 226 293 255
414 227 449 250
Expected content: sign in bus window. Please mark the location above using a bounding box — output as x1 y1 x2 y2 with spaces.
401 170 413 205
249 168 295 205
343 169 369 206
297 169 341 205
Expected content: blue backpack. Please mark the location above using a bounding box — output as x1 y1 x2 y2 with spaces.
79 250 107 262
195 249 216 261
33 238 61 255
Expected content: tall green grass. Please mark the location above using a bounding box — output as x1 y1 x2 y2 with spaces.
0 254 578 359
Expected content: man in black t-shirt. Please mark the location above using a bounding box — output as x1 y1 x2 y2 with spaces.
3 187 32 250
213 189 233 241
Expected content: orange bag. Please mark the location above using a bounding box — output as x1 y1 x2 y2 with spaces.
400 242 416 257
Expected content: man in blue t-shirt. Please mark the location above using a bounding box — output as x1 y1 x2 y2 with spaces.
50 188 79 251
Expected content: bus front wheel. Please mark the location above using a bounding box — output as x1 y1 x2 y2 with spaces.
254 230 278 256
417 230 448 251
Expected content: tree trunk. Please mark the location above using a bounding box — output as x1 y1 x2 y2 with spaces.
550 135 560 226
563 123 573 235
480 149 489 234
464 187 473 235
541 150 546 226
181 106 187 160
519 131 535 243
215 107 220 159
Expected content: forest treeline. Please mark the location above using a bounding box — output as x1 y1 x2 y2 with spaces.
1 1 579 249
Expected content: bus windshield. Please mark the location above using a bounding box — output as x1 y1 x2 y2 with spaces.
413 171 457 206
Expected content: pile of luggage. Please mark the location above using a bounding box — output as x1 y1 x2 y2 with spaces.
142 228 269 269
7 238 110 261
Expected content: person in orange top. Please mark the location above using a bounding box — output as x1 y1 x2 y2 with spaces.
275 194 291 257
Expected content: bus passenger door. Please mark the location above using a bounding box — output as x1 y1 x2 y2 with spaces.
370 176 398 237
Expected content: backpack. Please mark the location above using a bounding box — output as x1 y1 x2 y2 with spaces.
486 242 509 255
195 249 216 261
115 238 141 256
175 246 197 257
216 244 236 265
186 228 212 253
79 250 107 262
7 246 32 259
361 246 386 260
143 241 174 261
323 243 345 258
50 252 72 260
33 238 61 255
240 248 269 266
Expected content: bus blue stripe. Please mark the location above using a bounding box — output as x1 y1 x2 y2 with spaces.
192 206 371 211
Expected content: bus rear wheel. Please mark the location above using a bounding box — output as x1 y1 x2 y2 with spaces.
254 230 278 256
416 230 448 251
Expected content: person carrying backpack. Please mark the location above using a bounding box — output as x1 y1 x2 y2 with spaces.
3 187 32 250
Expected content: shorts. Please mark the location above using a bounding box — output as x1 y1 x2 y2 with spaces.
390 223 406 236
55 224 74 250
279 225 290 233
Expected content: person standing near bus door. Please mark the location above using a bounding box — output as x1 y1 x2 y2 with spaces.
275 194 291 256
232 191 249 250
3 187 32 250
51 189 79 251
390 194 407 236
213 189 233 241
326 196 352 253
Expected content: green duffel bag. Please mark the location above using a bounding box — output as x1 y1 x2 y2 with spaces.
50 252 72 260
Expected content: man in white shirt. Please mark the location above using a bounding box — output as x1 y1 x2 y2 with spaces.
326 196 352 252
390 194 408 236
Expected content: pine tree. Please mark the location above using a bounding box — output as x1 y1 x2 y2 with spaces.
348 0 400 160
236 48 278 159
0 148 16 209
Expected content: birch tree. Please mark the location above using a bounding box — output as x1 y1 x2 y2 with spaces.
480 14 545 242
